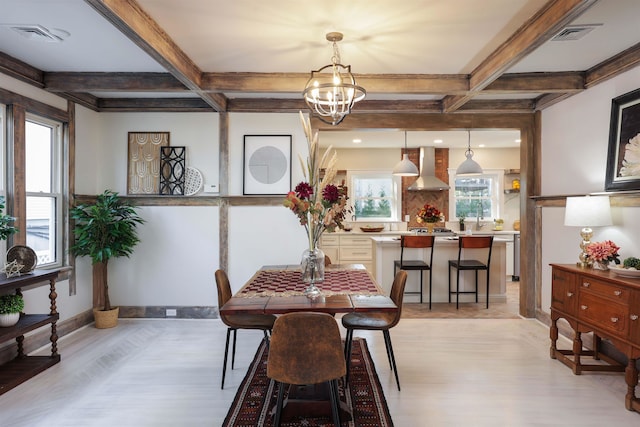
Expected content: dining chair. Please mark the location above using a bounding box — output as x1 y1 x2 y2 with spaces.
215 269 276 389
324 255 332 267
341 270 407 391
267 312 346 427
448 235 494 309
393 235 435 307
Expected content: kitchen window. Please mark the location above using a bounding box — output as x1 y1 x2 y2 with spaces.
448 169 504 220
348 171 401 221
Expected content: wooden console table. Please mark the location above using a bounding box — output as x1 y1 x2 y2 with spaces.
0 269 61 395
550 264 640 413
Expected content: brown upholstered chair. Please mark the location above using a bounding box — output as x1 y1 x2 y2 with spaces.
341 270 407 391
215 269 276 389
267 312 346 427
393 235 435 307
324 255 332 267
448 235 494 309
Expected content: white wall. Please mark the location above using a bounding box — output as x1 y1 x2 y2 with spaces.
540 67 640 314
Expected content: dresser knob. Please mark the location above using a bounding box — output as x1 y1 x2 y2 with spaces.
567 292 573 297
611 317 619 323
582 282 590 288
614 290 622 296
581 305 588 310
631 315 639 321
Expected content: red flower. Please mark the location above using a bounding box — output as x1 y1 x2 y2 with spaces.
322 184 340 203
295 182 314 199
416 203 442 224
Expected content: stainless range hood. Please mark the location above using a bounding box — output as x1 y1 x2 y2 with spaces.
407 147 450 191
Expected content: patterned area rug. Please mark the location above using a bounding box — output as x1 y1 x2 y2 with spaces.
223 338 394 427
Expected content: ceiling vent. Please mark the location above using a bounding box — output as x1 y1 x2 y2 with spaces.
8 24 69 42
551 24 601 42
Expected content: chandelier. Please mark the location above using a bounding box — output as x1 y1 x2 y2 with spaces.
302 32 366 126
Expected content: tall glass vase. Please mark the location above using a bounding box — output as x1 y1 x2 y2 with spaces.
301 247 325 299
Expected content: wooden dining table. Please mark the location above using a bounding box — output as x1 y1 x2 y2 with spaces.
219 264 396 423
219 263 397 316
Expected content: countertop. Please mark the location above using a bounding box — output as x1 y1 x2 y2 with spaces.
327 229 519 236
370 235 512 243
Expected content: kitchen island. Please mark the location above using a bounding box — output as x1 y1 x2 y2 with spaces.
371 235 509 305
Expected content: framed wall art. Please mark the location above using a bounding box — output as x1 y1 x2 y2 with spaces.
605 88 640 191
127 131 170 194
243 135 292 195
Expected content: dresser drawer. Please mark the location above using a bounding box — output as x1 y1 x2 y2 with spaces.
579 276 630 303
578 292 629 335
320 235 340 246
340 235 373 247
340 246 373 260
551 269 577 314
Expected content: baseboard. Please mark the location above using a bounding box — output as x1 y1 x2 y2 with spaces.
118 306 218 319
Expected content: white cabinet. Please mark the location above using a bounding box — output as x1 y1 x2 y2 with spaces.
320 234 373 274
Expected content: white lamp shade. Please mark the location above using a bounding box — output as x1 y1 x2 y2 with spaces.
392 154 419 176
456 152 483 175
564 196 612 227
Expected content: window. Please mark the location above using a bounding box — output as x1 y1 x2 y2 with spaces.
25 115 63 267
448 169 504 220
348 171 401 221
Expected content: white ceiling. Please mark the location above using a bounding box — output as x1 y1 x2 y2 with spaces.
1 0 639 148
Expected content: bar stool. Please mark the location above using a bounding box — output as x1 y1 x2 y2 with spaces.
393 235 435 307
448 235 494 309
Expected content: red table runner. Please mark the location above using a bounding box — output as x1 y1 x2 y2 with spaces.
238 269 381 297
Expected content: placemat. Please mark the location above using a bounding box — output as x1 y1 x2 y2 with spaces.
238 269 380 297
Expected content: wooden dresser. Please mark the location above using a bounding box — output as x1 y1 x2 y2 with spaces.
550 264 640 413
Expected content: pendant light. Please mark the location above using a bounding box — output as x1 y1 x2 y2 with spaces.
456 130 483 175
392 131 419 176
302 32 366 126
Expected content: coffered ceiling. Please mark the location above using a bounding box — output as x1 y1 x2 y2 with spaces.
1 0 639 147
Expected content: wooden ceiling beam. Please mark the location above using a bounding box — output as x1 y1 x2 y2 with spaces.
312 112 534 132
484 72 584 93
97 97 212 112
45 72 187 92
38 69 586 96
442 0 599 112
84 0 227 111
0 51 44 88
203 73 469 94
586 42 640 88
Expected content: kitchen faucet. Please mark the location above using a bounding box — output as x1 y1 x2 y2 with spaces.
476 206 486 230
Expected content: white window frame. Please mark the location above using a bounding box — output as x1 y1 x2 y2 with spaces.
447 168 504 221
25 113 64 268
346 170 402 222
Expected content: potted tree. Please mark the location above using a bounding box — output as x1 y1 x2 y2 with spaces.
0 294 24 327
70 190 145 328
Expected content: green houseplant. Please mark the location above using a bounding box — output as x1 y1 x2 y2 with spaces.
0 294 24 327
70 190 145 328
0 196 18 241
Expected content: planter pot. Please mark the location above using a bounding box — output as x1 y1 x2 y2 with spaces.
93 307 119 329
0 312 20 327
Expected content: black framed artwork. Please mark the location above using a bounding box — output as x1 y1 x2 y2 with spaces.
243 135 292 195
605 88 640 191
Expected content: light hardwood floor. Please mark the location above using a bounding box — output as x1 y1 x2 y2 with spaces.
0 298 639 425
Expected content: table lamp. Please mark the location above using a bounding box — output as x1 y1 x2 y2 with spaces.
564 195 612 268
